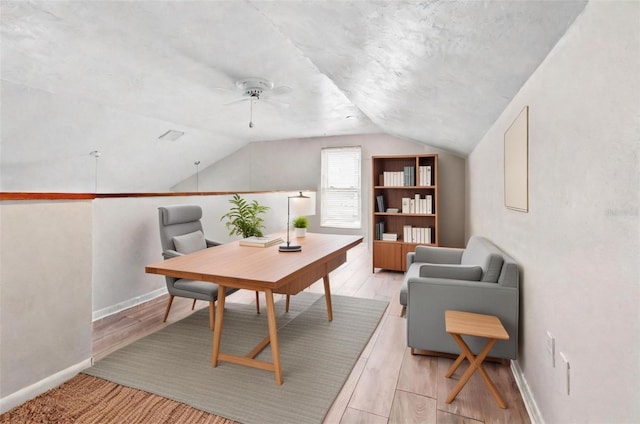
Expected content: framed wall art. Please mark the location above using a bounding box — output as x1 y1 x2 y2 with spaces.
504 106 529 212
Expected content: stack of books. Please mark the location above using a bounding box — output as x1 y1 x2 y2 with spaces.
403 226 432 244
381 166 417 186
401 194 433 214
403 166 415 186
382 233 398 241
239 236 283 247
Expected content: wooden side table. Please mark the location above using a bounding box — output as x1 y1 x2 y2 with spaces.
444 310 510 409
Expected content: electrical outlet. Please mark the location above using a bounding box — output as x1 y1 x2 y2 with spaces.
546 331 555 367
560 352 570 395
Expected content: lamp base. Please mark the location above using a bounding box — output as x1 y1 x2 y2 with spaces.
279 244 302 252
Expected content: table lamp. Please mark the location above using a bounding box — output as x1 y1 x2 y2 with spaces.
279 192 312 252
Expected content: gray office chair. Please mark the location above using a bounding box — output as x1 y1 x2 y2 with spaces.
158 204 259 329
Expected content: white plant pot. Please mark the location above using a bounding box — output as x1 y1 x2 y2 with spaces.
295 227 307 238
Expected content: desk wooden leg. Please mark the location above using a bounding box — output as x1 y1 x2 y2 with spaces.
264 289 283 385
211 286 227 368
323 275 333 322
209 301 215 330
446 334 507 409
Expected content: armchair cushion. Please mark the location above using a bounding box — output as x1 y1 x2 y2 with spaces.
173 230 206 254
419 264 482 281
461 237 504 283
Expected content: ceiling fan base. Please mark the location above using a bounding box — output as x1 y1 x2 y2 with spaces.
236 78 274 98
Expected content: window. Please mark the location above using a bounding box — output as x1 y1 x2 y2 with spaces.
320 146 361 229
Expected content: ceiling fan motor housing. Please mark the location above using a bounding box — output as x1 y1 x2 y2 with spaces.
236 78 274 98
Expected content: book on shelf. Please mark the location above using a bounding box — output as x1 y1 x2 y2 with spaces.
375 221 385 240
239 236 284 247
382 233 398 241
403 225 412 242
403 166 415 186
386 208 399 213
419 165 432 186
401 197 411 214
376 195 385 213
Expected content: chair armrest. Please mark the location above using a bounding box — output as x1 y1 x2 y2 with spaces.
162 249 183 260
205 239 222 248
407 252 416 270
414 245 464 264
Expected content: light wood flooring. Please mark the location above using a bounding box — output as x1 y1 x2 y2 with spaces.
93 243 531 424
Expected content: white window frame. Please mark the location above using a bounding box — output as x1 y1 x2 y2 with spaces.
320 146 361 229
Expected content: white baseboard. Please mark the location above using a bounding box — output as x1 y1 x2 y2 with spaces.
0 357 93 414
92 288 166 321
511 359 544 424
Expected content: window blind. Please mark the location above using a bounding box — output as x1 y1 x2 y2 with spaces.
320 146 361 228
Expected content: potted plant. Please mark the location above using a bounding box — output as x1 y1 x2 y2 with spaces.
220 194 269 238
292 215 309 238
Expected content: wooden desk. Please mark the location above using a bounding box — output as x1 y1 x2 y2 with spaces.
145 233 363 385
444 310 510 409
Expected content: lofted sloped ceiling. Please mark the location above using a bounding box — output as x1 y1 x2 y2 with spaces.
0 0 587 192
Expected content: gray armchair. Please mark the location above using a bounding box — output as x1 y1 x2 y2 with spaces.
158 205 256 329
402 236 520 360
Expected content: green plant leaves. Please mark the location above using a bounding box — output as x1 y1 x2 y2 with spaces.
220 194 270 238
292 215 308 228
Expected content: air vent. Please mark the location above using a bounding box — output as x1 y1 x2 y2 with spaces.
158 130 184 141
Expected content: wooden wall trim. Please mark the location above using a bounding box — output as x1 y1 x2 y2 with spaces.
0 190 314 201
0 193 96 200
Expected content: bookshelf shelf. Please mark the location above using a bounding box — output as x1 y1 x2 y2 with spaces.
373 212 435 216
372 154 439 272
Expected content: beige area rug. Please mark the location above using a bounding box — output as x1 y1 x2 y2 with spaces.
81 292 388 424
0 373 237 424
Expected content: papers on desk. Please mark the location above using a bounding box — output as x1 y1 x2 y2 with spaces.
239 236 284 248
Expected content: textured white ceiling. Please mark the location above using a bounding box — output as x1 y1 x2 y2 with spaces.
0 0 587 192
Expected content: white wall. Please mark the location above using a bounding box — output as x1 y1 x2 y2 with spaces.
466 2 639 422
0 200 93 410
91 192 300 316
174 133 467 248
0 192 304 410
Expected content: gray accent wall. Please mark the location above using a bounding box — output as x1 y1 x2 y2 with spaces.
466 2 639 422
173 134 467 248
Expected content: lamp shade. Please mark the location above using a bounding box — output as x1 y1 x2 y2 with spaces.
290 192 315 216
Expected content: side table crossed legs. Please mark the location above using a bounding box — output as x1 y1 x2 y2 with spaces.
444 310 509 409
445 334 507 409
